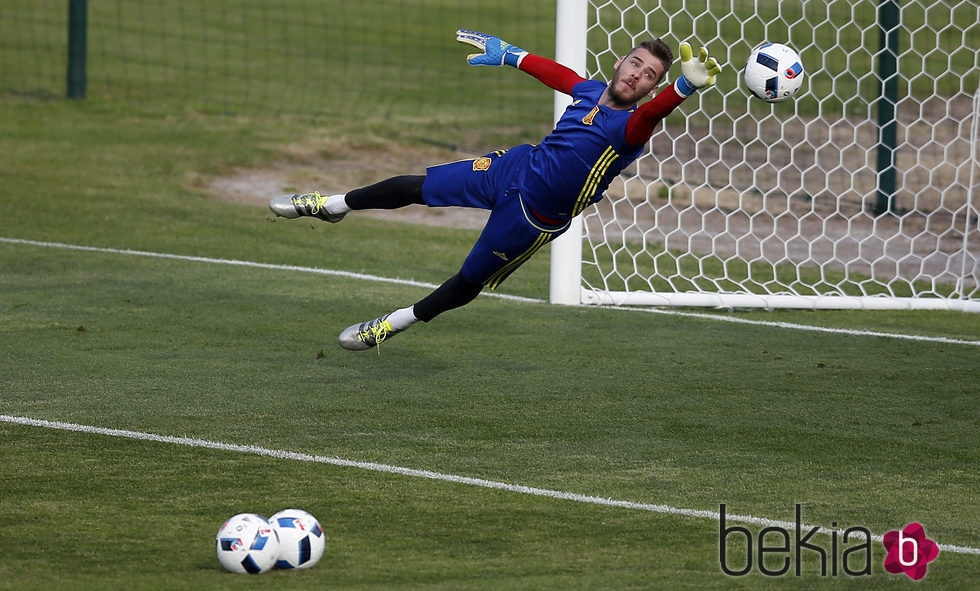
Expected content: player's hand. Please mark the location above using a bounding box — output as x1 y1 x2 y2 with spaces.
456 29 528 68
675 42 722 96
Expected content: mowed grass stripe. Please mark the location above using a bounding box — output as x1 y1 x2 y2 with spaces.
5 413 978 557
2 236 977 347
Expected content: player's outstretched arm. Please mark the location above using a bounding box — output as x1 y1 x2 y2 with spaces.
455 29 586 94
624 42 722 146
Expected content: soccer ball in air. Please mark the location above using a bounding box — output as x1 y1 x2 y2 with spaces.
216 513 281 574
743 43 805 102
270 508 326 570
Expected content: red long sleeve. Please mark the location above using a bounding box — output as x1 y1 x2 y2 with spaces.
623 83 686 146
518 54 587 94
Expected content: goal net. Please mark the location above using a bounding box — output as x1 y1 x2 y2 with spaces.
550 0 980 312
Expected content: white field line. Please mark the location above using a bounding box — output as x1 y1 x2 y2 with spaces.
2 237 978 346
2 414 977 557
617 305 980 346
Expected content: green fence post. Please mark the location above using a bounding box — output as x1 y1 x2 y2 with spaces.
67 0 87 99
874 0 900 216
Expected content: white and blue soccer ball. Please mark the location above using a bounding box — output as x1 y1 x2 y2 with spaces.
743 43 805 102
215 513 280 574
270 508 326 570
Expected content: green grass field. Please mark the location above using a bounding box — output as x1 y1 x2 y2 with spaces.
1 92 978 590
2 2 979 587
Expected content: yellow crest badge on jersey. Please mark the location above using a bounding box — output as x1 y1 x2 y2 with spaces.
582 105 599 125
472 157 492 171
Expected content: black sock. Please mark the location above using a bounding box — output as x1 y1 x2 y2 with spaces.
413 273 483 322
345 175 425 210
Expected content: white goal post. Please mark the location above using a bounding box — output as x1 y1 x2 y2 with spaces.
550 0 980 312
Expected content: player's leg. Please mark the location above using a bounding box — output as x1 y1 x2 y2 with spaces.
337 273 482 351
345 175 425 210
338 192 561 351
412 273 484 321
334 160 498 350
334 147 539 351
269 175 425 222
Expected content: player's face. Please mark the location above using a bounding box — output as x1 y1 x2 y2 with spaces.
608 47 666 106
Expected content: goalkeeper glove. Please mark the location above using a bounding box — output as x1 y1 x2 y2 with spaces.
674 42 722 97
456 29 528 68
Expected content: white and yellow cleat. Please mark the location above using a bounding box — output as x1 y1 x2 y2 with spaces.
269 191 347 223
338 314 403 351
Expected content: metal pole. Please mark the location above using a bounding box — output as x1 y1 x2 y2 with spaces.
549 0 589 304
959 81 980 299
67 0 88 99
874 0 899 216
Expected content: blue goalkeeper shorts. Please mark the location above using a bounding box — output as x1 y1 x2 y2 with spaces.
421 144 571 289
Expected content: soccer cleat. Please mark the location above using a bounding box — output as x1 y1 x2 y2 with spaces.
338 314 404 351
269 191 346 223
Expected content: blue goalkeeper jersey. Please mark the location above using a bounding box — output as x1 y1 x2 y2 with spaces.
519 79 644 220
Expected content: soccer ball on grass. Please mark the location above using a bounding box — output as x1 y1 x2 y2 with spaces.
743 43 805 102
270 508 326 570
215 513 280 574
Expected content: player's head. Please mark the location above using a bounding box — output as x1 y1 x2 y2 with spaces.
608 39 673 106
634 39 674 80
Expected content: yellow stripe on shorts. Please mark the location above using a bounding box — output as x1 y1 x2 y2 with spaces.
484 232 551 290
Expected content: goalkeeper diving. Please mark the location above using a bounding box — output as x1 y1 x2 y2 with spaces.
270 29 721 350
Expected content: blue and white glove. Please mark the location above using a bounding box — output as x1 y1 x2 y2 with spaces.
674 42 722 96
456 29 528 68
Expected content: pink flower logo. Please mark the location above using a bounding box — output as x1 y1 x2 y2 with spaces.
882 523 939 580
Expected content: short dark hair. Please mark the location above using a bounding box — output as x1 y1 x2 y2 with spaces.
634 38 674 84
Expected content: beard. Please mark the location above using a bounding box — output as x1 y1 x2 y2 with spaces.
607 78 645 107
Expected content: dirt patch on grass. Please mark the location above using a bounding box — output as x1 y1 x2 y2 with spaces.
208 138 490 230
